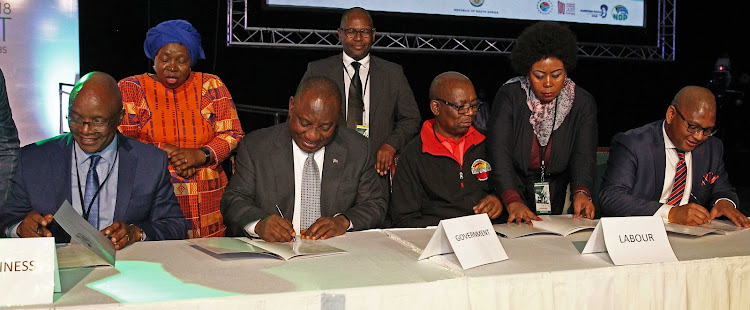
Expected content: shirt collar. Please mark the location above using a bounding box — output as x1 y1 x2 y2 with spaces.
74 135 118 166
291 138 325 157
342 52 370 70
661 120 681 152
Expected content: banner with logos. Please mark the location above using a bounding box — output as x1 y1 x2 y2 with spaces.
267 0 645 27
0 0 79 145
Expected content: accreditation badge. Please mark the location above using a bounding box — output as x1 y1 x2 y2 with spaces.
356 125 369 138
533 182 552 214
471 159 491 181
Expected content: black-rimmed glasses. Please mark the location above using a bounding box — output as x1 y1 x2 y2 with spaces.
672 105 718 136
67 115 119 131
435 99 482 114
339 28 375 39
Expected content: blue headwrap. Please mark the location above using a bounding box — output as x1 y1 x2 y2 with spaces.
143 19 205 67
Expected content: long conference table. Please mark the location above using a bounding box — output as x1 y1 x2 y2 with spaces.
16 226 750 310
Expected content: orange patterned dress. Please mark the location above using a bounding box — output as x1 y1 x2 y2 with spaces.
118 72 244 238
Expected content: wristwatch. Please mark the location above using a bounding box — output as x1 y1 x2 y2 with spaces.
199 147 211 165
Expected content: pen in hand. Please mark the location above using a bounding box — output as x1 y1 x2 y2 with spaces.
275 205 297 242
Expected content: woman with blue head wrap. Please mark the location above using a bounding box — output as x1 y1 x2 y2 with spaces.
118 19 245 238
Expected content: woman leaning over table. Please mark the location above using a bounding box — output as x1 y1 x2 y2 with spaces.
487 21 598 224
118 20 244 238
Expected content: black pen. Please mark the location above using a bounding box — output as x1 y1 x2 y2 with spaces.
37 223 43 236
689 193 699 204
275 205 297 242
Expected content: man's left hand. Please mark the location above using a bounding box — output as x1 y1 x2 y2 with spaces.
102 221 142 250
573 193 595 219
473 194 503 219
300 215 350 240
710 200 750 227
375 143 396 176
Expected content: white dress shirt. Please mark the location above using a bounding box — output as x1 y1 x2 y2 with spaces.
245 140 324 236
342 52 371 126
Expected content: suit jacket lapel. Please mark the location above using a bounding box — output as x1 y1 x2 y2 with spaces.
320 130 346 216
368 56 382 125
690 143 709 202
270 125 296 217
332 55 347 127
57 134 75 205
114 134 135 221
651 121 666 200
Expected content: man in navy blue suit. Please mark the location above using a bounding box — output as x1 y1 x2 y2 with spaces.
600 86 749 227
0 72 186 249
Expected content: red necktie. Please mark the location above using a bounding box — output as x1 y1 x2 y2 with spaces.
667 151 686 206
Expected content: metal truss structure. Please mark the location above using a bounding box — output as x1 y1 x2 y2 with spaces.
228 0 676 61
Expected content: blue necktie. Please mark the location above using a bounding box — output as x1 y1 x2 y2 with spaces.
84 155 102 229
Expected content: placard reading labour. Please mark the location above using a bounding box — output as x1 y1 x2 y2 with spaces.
582 216 677 265
419 214 508 269
0 238 56 307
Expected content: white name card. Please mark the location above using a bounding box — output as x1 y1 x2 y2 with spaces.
582 216 678 265
0 237 57 307
419 214 508 269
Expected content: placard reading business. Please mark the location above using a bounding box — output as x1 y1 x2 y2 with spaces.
266 0 645 27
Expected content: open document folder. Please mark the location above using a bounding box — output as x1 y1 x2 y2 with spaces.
664 219 749 236
189 237 346 261
494 214 598 238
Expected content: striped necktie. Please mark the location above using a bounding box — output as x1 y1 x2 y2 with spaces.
85 155 102 229
667 151 686 206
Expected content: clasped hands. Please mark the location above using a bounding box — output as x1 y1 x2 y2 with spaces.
256 214 350 242
163 143 209 178
668 200 750 227
18 211 143 250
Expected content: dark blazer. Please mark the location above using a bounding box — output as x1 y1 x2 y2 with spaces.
220 123 387 236
486 82 598 214
0 133 187 242
599 120 739 216
300 54 421 153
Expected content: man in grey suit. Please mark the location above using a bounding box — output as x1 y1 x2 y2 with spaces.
299 7 421 182
221 76 387 242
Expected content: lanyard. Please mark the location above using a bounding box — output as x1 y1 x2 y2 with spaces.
73 143 119 221
538 99 558 182
343 62 371 97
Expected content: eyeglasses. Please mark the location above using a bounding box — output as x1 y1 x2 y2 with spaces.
435 99 483 114
339 28 375 39
672 105 717 136
67 115 119 131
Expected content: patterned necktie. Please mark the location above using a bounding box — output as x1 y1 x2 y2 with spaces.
667 151 686 206
347 61 364 129
84 155 102 229
301 153 321 230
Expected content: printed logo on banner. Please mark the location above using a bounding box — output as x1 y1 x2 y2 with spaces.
557 1 575 15
0 1 11 53
612 5 628 21
469 0 485 7
580 4 608 18
537 1 553 14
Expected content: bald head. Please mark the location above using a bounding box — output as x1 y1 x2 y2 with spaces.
340 7 373 28
671 86 716 115
69 71 122 113
429 71 473 101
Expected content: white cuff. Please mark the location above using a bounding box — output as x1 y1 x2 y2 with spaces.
715 198 737 209
244 220 261 238
334 213 354 231
7 221 21 238
654 204 673 222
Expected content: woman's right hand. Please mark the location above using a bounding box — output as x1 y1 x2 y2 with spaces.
506 202 542 226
